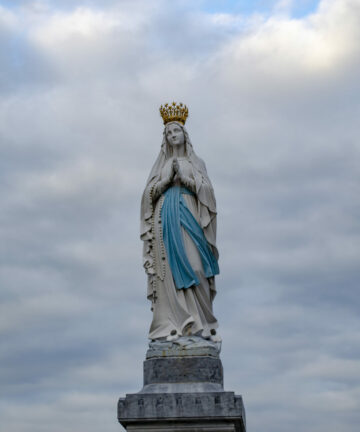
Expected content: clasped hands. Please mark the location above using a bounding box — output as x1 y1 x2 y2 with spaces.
166 157 184 183
153 157 195 200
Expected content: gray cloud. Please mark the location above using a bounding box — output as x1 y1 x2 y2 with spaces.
0 1 359 431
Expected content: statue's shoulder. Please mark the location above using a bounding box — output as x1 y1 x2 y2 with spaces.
195 156 207 173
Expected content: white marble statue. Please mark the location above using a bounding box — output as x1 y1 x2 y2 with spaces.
141 103 220 343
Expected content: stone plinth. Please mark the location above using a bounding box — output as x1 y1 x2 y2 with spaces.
142 356 223 393
118 389 245 431
118 344 246 432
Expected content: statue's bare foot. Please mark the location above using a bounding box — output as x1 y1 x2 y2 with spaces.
210 329 222 342
166 329 179 342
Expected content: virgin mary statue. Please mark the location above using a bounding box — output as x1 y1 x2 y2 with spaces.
141 103 220 342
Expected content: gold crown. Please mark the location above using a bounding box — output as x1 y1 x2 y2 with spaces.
159 102 188 125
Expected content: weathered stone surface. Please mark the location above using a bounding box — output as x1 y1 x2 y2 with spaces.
125 421 236 431
125 423 236 431
118 392 245 432
143 356 223 386
118 355 246 432
118 391 245 421
146 336 221 359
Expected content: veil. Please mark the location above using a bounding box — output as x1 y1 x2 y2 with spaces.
140 122 218 281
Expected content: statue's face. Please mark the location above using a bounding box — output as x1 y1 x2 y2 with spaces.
166 123 185 147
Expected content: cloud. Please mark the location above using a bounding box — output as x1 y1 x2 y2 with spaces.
0 1 359 431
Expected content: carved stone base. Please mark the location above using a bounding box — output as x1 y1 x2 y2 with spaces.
118 355 246 432
118 391 245 432
125 422 238 431
146 336 221 359
142 356 223 393
125 421 240 432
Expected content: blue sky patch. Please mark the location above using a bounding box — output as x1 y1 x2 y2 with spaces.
201 0 320 18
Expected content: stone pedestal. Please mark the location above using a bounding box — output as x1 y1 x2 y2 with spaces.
118 341 246 432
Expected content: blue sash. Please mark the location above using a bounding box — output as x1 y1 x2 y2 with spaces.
161 186 219 289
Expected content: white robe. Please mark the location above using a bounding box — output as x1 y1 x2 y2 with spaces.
149 158 218 340
140 124 219 340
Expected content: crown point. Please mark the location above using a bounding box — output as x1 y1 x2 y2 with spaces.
159 101 189 125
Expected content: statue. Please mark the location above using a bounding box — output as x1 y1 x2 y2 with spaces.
140 103 220 343
118 103 246 432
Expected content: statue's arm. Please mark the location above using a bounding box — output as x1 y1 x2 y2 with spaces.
151 161 175 202
179 172 196 193
152 178 168 201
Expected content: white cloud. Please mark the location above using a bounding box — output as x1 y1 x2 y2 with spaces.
0 6 17 29
219 0 360 82
0 1 359 432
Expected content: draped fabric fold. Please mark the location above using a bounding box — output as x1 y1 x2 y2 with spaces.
140 121 220 340
162 186 219 290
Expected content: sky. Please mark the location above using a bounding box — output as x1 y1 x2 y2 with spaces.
0 0 359 431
